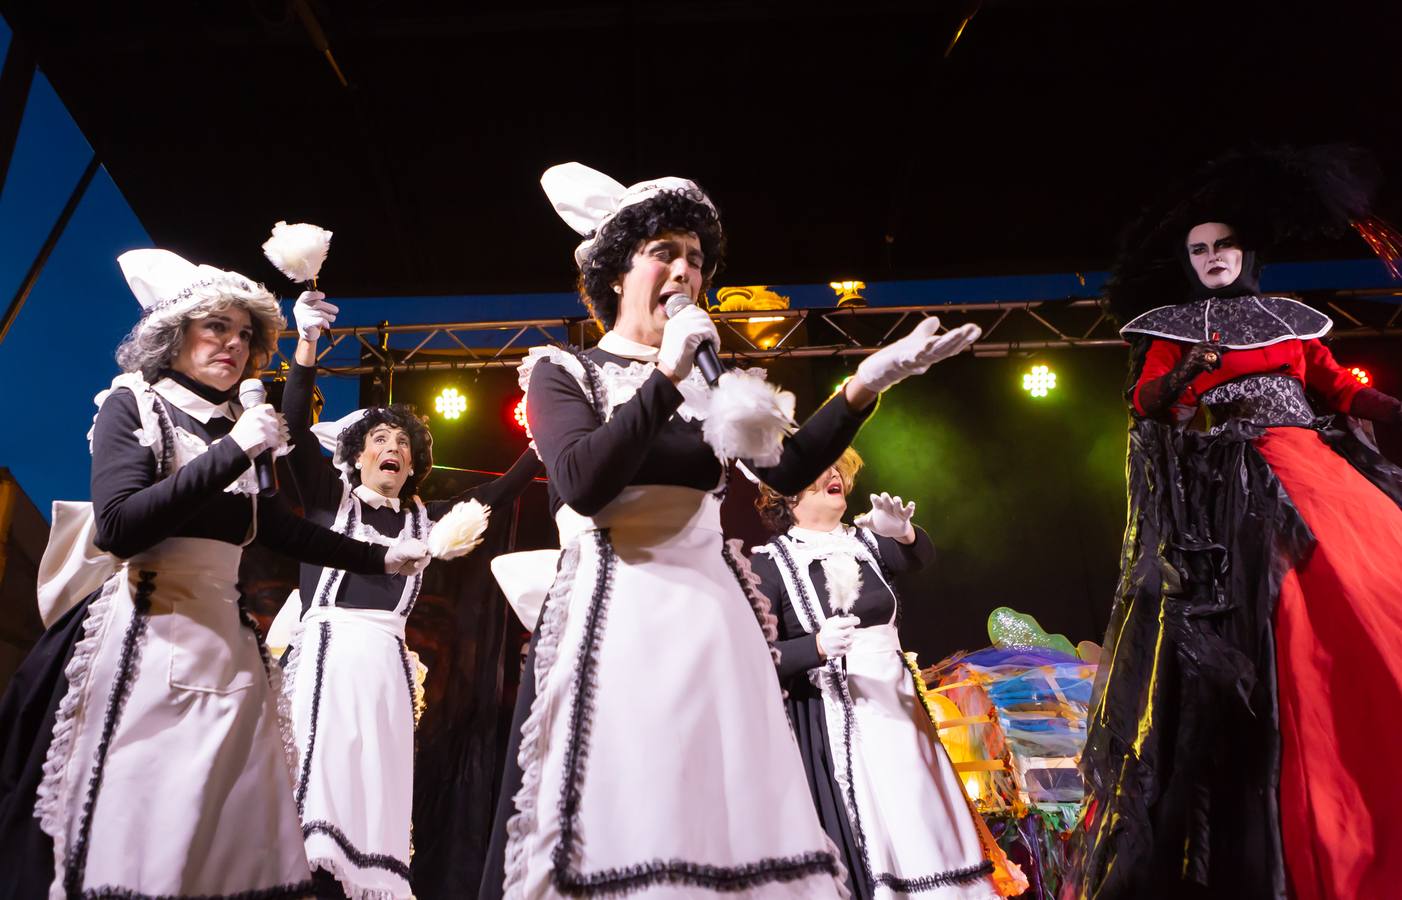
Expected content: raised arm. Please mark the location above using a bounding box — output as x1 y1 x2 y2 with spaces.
91 390 254 558
427 450 543 520
750 391 873 495
527 358 685 516
280 359 346 512
754 317 980 493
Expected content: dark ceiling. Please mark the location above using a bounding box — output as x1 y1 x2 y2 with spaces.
4 0 1401 298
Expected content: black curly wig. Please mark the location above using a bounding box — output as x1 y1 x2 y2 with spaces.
1105 144 1388 324
334 404 434 499
578 187 725 329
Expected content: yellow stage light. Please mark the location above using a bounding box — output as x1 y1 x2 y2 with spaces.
1022 365 1057 398
435 387 467 420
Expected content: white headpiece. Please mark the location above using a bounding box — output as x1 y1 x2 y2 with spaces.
540 162 719 268
311 408 370 474
117 249 262 332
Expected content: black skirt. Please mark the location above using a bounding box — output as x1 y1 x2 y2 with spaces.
786 678 872 900
0 593 95 900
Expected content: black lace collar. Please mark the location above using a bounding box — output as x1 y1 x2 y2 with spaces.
1119 295 1332 349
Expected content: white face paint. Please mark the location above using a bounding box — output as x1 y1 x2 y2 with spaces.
1186 222 1243 289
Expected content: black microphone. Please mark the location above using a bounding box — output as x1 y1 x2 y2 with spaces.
238 378 279 498
663 293 723 386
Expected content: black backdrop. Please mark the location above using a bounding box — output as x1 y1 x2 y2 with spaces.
240 336 1401 897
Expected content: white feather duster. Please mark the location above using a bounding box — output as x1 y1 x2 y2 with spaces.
821 551 863 615
701 369 796 467
427 499 491 560
261 221 333 284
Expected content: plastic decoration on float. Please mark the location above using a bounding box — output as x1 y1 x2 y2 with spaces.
920 607 1098 900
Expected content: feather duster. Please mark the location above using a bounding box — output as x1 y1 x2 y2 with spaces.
427 499 491 560
821 551 863 615
701 369 796 467
262 221 333 284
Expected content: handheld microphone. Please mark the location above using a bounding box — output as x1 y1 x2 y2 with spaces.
237 378 279 498
663 293 723 386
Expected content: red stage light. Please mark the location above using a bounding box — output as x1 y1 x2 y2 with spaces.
511 395 530 434
1350 366 1372 386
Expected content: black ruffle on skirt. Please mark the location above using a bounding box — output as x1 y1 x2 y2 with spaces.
786 679 872 900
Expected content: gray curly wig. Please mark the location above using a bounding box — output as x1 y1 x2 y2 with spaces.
115 277 285 381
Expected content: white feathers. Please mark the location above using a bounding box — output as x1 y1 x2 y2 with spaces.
261 221 333 284
700 369 796 467
427 499 491 560
821 552 863 615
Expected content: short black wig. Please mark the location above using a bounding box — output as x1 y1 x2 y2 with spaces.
335 404 434 498
578 187 725 329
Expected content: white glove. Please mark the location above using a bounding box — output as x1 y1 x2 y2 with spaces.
385 538 431 576
229 404 290 458
293 290 340 342
657 303 719 381
816 614 860 660
853 492 916 541
855 318 981 393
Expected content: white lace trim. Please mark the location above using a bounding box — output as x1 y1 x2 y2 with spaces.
278 625 305 778
501 542 579 899
35 571 123 900
517 345 713 422
170 425 261 497
89 372 163 455
307 855 408 900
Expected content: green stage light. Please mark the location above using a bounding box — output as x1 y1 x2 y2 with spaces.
1022 365 1056 398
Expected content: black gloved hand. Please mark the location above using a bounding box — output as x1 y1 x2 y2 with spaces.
1349 387 1402 425
1137 342 1225 419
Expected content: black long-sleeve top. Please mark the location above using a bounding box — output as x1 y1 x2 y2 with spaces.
749 526 935 681
90 384 387 574
525 346 874 517
281 360 541 612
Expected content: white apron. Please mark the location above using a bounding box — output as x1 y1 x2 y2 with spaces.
36 538 311 899
282 485 429 900
761 529 997 899
503 486 848 899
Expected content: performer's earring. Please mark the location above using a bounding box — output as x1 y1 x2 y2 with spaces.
355 462 362 470
612 284 622 294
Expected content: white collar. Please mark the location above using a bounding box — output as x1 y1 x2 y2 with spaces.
598 330 660 362
785 524 861 560
353 483 402 512
151 376 235 424
789 524 851 542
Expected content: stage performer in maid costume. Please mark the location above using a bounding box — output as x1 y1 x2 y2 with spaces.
0 249 431 900
477 162 981 899
750 449 1022 900
271 293 540 900
1078 147 1402 900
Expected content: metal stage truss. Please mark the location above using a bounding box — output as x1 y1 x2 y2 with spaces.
272 289 1402 378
